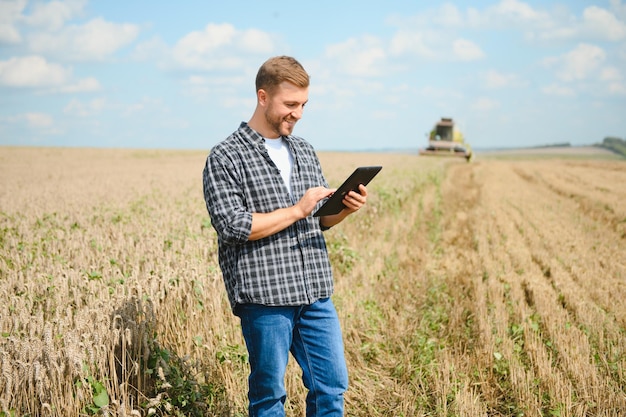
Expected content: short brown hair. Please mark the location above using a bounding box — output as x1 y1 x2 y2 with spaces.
255 56 309 94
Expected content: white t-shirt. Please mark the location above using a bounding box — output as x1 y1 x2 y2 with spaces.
264 137 294 194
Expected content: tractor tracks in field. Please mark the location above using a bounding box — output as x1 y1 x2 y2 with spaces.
508 162 626 326
437 159 626 414
511 162 626 240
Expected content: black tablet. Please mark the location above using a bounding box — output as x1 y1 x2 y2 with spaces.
313 166 382 217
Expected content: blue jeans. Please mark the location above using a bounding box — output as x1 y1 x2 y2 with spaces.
235 298 349 417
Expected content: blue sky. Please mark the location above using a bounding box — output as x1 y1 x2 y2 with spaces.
1 0 625 151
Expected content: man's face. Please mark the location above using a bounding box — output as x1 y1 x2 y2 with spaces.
262 81 308 138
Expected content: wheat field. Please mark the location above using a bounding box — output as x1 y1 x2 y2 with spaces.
0 146 625 416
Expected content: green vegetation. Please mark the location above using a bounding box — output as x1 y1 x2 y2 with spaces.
144 342 225 417
597 136 626 158
76 373 110 415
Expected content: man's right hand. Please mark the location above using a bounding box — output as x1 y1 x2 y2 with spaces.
294 187 335 219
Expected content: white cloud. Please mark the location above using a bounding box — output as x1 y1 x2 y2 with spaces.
388 5 485 63
542 83 576 97
63 98 105 116
390 31 484 62
452 38 484 61
0 55 100 92
0 23 21 44
597 58 626 95
0 0 87 44
386 3 466 28
607 82 626 95
483 70 520 88
0 55 69 87
0 0 26 44
325 36 388 77
471 97 500 111
181 74 247 100
390 1 625 48
542 44 625 97
25 112 53 127
433 4 465 27
545 43 606 82
370 109 397 121
529 4 626 41
28 17 139 61
238 28 275 53
177 23 235 53
580 6 626 41
55 77 101 93
397 1 626 45
122 97 168 117
132 36 169 62
417 85 464 101
390 31 436 58
3 112 65 137
171 23 275 70
491 0 548 22
612 0 626 20
23 0 86 31
7 112 54 128
220 96 255 110
459 0 552 33
600 66 622 81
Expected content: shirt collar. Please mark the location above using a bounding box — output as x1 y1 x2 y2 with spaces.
239 121 293 147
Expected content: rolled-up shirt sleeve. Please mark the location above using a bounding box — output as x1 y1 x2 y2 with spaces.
203 151 252 246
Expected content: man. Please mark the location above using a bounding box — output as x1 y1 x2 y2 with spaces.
202 55 368 416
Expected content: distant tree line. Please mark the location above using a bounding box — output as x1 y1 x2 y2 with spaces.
596 136 626 158
529 142 571 149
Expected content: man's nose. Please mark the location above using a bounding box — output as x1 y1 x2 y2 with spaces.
291 106 304 120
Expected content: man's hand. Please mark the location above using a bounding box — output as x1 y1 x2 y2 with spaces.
320 184 368 228
341 184 368 213
294 186 335 218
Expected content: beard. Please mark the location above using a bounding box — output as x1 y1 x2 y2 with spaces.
264 105 296 137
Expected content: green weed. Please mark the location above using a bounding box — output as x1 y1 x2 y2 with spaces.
75 373 109 415
143 342 225 417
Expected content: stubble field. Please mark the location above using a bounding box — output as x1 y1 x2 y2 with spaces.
0 146 625 416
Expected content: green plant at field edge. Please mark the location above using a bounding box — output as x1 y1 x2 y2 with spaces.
143 338 226 417
75 370 110 416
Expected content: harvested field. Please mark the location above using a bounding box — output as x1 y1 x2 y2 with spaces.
0 147 625 416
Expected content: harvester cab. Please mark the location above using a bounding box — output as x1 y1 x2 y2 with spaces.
419 117 473 161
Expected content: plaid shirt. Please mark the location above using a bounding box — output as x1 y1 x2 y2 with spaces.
203 122 333 309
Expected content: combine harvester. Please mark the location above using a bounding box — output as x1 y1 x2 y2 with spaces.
419 117 473 162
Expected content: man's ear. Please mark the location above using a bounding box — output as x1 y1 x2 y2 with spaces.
257 89 267 106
